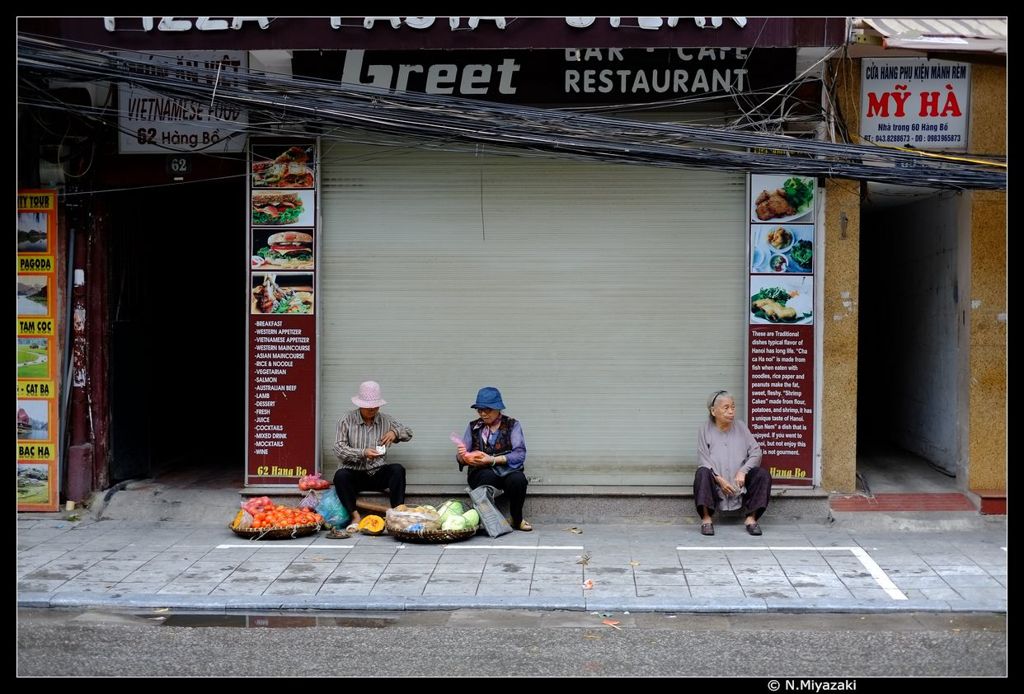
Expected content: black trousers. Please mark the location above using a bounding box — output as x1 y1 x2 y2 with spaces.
693 465 772 520
333 464 406 515
468 467 528 526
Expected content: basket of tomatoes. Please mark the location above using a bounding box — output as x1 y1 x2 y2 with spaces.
230 497 323 540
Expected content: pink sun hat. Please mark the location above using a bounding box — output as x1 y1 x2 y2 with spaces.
351 381 387 408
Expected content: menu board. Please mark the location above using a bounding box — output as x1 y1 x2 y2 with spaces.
18 190 60 511
746 174 815 485
245 141 319 485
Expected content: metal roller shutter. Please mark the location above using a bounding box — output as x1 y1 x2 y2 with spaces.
320 144 746 490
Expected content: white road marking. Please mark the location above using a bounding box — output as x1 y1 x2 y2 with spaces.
441 545 585 550
676 545 908 600
214 543 584 551
849 547 907 600
215 543 352 549
214 542 909 599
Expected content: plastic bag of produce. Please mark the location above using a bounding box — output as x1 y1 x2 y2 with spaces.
230 507 254 530
466 485 513 538
298 489 321 510
298 472 331 491
385 506 441 533
242 496 274 516
315 488 350 529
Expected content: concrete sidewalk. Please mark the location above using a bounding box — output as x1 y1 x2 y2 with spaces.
17 509 1006 614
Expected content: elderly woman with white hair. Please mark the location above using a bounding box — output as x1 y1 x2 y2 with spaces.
693 389 772 536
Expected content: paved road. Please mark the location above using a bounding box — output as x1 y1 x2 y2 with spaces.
17 608 1006 677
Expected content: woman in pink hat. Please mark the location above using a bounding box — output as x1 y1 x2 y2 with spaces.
332 381 413 532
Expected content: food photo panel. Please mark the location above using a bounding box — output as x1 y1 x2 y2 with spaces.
751 224 813 274
251 272 314 315
751 174 815 224
251 144 315 189
750 275 813 325
251 189 315 227
252 228 315 271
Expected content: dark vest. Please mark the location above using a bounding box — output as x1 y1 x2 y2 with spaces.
459 415 518 471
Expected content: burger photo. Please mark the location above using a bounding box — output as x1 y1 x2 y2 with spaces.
254 231 314 269
252 191 304 225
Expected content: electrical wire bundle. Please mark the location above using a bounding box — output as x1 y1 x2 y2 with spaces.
17 33 1005 190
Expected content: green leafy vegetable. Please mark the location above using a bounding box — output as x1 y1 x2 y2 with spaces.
783 177 814 211
790 240 813 269
252 205 302 226
751 286 800 321
751 287 791 304
257 246 313 262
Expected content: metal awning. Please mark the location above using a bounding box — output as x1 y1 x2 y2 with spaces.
852 17 1006 55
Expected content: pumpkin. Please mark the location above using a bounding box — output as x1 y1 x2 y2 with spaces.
358 514 386 535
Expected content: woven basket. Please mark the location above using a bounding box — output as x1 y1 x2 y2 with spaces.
230 522 321 541
389 526 478 544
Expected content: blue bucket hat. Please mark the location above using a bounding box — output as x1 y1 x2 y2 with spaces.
471 386 506 411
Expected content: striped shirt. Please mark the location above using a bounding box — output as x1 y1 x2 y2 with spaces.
333 409 413 475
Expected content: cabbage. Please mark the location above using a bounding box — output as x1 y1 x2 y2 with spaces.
438 500 465 523
442 515 469 531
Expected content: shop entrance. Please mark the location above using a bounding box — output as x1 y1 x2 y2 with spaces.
108 177 245 484
855 187 967 496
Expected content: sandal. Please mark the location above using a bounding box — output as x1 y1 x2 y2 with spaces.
517 520 533 532
345 522 360 534
700 522 715 536
326 528 351 539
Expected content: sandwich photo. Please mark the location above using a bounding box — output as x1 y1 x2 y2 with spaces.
252 191 304 225
253 231 314 270
252 146 315 188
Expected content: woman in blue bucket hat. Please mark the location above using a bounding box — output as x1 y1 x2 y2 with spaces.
454 387 531 531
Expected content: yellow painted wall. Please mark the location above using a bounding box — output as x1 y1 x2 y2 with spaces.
820 182 861 492
820 61 863 492
967 65 1007 492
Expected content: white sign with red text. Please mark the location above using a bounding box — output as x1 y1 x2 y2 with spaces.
860 58 969 151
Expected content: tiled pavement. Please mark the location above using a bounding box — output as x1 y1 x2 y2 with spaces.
16 515 1006 613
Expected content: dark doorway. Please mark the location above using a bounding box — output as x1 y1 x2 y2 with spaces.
856 188 964 495
108 176 245 482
